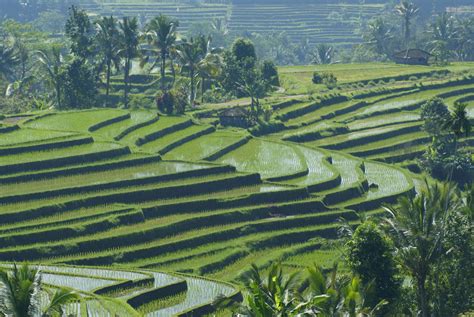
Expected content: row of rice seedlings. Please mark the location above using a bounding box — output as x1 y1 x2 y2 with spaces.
344 131 428 154
42 272 117 292
364 161 412 200
93 110 156 140
347 111 421 131
1 160 211 196
120 116 189 144
0 128 78 147
139 125 212 153
218 139 307 179
285 145 337 186
0 153 149 181
2 195 321 256
49 213 346 267
24 109 128 132
151 276 234 316
0 205 126 233
310 121 420 147
163 130 246 161
0 209 137 244
137 291 187 315
0 141 124 166
39 265 149 282
330 152 363 188
367 144 426 162
0 171 239 213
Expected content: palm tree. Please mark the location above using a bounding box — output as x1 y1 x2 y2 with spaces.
448 102 471 139
395 1 419 46
365 18 393 56
455 17 474 61
311 44 334 65
0 41 19 81
36 47 65 109
176 38 203 104
383 182 460 317
428 13 457 63
96 16 121 107
118 16 141 108
236 263 301 316
0 263 79 317
144 15 178 89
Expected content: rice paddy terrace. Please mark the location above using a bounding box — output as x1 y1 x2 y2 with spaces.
1 63 474 315
83 0 385 46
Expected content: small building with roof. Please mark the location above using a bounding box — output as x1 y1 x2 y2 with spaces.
393 49 432 65
218 107 249 128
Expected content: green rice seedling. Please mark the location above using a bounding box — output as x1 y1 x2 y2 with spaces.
0 129 78 147
25 109 128 132
218 139 307 179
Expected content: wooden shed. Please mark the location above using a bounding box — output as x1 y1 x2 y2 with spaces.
219 107 249 128
393 49 431 66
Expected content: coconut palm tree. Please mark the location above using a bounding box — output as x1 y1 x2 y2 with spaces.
311 44 334 65
0 41 19 81
448 102 471 139
118 16 141 108
383 182 460 317
176 38 203 104
144 15 178 89
428 12 457 62
395 1 419 46
36 47 65 109
365 18 393 56
0 263 79 317
95 16 122 107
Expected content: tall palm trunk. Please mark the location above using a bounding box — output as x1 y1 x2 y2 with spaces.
105 59 112 107
417 275 429 317
55 82 61 109
405 17 410 46
190 68 195 103
161 50 166 89
124 58 130 108
201 75 205 103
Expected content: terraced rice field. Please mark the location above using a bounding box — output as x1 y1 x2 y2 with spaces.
2 63 473 315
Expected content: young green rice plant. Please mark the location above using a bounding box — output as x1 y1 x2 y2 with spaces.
0 128 78 147
218 139 307 179
25 109 128 132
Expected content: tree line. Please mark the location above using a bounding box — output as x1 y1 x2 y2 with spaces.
0 6 278 121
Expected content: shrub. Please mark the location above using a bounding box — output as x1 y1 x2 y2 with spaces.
322 72 337 89
420 98 450 136
261 60 280 86
129 95 153 109
312 72 323 84
155 88 188 114
409 76 418 81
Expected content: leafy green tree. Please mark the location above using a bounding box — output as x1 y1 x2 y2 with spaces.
420 97 451 136
36 47 65 109
395 1 419 46
0 263 79 317
144 15 178 89
231 38 256 64
65 5 94 60
118 17 141 108
431 207 473 316
345 221 401 310
95 16 121 107
260 60 279 86
383 182 460 317
61 57 98 109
